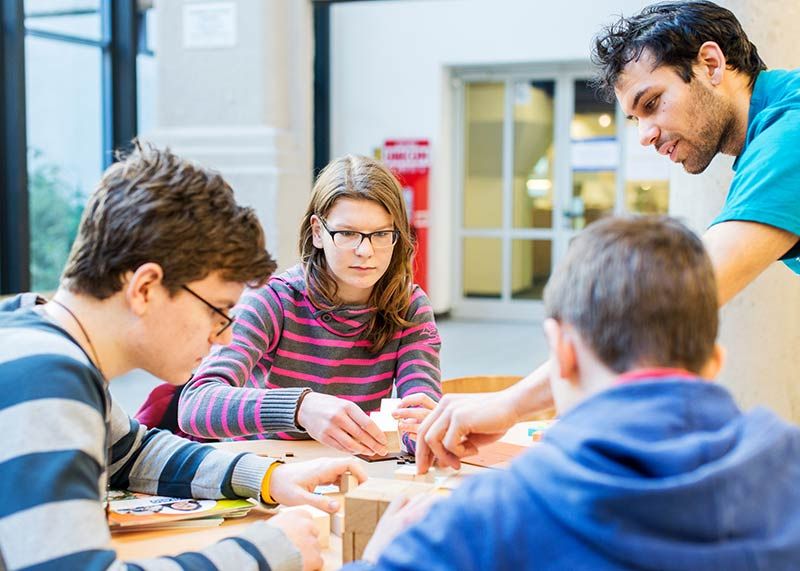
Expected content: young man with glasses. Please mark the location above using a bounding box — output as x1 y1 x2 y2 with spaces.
0 142 367 571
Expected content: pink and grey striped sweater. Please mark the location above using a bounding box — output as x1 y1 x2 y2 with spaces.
178 264 442 444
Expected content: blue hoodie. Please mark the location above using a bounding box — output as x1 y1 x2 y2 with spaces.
345 379 800 570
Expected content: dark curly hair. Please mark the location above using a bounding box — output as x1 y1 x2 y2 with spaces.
591 1 766 102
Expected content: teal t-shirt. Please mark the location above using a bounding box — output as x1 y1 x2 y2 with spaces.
711 69 800 274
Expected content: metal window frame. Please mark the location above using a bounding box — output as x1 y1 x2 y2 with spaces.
0 0 29 293
104 0 137 164
0 0 137 294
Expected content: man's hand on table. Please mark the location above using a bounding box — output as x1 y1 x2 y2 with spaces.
297 392 389 456
361 494 439 564
267 510 324 571
270 457 368 513
414 392 514 473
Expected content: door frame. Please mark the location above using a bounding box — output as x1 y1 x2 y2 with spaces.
450 61 627 321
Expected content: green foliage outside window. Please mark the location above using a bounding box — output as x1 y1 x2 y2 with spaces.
28 149 85 292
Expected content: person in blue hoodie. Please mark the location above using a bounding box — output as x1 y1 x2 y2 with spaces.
344 215 800 571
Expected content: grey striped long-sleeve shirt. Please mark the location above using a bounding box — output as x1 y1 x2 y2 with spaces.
0 298 300 571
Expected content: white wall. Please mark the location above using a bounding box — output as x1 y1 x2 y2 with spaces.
330 0 656 313
149 0 313 270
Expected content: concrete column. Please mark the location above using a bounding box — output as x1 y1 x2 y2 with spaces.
145 0 313 270
669 0 800 421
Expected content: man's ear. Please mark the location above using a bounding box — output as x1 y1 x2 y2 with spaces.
124 263 166 316
543 318 580 385
310 215 323 249
696 41 727 86
699 342 726 379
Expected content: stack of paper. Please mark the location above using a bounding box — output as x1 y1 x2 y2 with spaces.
107 490 254 533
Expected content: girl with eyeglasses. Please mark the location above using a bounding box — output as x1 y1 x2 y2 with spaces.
145 155 442 454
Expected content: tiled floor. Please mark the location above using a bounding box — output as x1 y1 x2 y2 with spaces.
110 317 548 415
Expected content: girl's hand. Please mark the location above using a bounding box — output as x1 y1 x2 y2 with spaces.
268 457 368 513
392 393 438 435
297 392 388 455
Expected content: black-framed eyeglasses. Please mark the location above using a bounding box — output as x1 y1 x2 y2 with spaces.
181 285 235 337
319 217 399 250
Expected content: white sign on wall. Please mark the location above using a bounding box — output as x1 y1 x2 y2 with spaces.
183 2 238 49
571 137 619 171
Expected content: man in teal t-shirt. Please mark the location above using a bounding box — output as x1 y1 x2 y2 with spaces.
593 0 800 305
410 1 800 478
709 68 800 274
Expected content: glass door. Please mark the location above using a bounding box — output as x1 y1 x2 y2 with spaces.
453 68 670 320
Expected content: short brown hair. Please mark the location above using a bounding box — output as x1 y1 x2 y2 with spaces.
544 216 718 374
298 155 415 352
62 141 277 298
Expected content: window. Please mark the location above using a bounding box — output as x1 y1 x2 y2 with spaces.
0 0 140 294
454 67 670 319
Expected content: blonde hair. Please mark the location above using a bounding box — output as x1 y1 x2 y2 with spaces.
298 155 415 352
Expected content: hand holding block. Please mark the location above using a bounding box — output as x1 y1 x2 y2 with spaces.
369 411 400 453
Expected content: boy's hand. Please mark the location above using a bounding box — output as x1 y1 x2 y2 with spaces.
361 494 438 563
267 510 323 571
392 394 438 435
269 457 367 513
297 392 388 456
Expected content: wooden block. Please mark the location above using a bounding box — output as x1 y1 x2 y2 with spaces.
342 531 375 563
370 411 401 453
331 511 344 537
394 464 435 482
338 472 359 494
380 398 402 414
383 430 400 453
370 411 398 431
343 531 355 563
281 505 331 549
344 497 375 535
344 478 435 537
353 532 372 561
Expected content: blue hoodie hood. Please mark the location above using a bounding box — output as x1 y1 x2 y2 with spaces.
523 379 800 570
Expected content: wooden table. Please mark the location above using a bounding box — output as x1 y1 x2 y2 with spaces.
112 427 537 568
